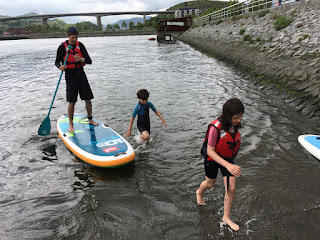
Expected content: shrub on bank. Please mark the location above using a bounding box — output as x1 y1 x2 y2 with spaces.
258 10 270 18
243 34 253 43
274 16 293 31
239 28 245 35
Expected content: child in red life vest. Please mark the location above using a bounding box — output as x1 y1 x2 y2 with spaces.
197 98 244 231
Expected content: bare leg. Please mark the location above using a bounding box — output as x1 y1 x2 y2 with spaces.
68 102 76 132
222 176 239 231
196 177 216 205
85 100 98 126
141 130 150 141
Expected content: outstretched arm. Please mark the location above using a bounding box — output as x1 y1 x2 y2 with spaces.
125 117 135 137
155 110 167 127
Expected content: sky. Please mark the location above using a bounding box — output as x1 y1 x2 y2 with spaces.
0 0 204 25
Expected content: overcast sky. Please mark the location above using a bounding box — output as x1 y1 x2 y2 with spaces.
0 0 208 24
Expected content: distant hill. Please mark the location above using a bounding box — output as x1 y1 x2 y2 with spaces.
112 16 151 28
167 0 229 11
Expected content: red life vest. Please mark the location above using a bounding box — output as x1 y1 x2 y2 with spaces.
201 118 241 161
62 41 85 69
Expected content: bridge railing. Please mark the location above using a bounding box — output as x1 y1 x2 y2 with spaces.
195 0 296 25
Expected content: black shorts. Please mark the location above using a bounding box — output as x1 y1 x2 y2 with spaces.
204 159 234 179
137 121 150 134
65 70 94 103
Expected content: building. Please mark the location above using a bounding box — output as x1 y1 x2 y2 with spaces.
3 28 29 36
175 8 201 18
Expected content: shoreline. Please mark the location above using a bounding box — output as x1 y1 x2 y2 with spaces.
0 29 157 40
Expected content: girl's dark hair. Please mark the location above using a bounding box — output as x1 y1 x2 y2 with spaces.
137 89 149 100
67 26 78 36
218 98 244 131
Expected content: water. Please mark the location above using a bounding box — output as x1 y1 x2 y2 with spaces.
0 36 319 239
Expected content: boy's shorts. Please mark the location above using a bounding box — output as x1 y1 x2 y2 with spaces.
137 121 150 134
65 70 94 103
204 159 234 179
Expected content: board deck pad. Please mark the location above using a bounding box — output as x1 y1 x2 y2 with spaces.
304 135 320 147
57 114 135 167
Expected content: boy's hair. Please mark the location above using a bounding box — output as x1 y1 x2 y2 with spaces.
218 98 244 131
67 26 79 36
137 89 149 100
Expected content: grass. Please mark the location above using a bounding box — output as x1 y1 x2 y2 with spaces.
274 16 294 31
243 34 253 43
258 10 270 18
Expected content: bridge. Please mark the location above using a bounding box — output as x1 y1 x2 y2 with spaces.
0 11 176 31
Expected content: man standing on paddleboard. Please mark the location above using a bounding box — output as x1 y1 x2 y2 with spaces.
55 26 98 132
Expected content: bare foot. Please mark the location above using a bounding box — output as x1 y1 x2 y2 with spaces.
222 217 239 231
89 119 99 126
196 189 206 206
68 125 75 133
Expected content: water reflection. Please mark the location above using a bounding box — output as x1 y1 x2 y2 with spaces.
42 143 57 162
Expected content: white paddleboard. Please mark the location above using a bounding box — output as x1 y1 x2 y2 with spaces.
298 134 320 160
57 113 135 167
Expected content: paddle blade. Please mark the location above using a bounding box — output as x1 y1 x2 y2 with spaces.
38 116 51 136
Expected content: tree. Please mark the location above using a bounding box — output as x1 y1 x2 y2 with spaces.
27 23 43 33
114 24 120 30
106 24 113 31
152 20 157 29
129 21 135 30
136 22 143 30
121 21 127 29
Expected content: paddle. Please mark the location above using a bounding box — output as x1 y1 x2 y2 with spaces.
38 45 73 136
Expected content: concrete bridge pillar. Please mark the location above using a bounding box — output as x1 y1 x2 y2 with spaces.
143 14 146 24
42 18 48 30
96 16 102 31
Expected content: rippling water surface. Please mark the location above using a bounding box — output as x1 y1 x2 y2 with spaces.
0 36 319 239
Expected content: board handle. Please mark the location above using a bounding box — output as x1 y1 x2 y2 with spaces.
115 152 126 157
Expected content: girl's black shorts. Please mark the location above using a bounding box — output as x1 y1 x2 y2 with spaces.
204 159 234 179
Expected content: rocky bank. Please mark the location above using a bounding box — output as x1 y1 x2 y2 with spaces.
175 0 320 121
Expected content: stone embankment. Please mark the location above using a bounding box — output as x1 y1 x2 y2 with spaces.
176 0 320 120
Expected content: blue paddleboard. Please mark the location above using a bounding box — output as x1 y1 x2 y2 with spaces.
298 134 320 161
57 113 135 167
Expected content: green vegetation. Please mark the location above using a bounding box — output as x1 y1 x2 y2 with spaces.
239 28 245 35
291 9 298 16
243 34 253 43
216 19 223 25
258 10 270 18
274 16 293 31
190 1 229 18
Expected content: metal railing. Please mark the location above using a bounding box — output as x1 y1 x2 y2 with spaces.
195 0 298 25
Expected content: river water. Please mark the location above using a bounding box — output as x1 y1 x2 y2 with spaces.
0 35 319 239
